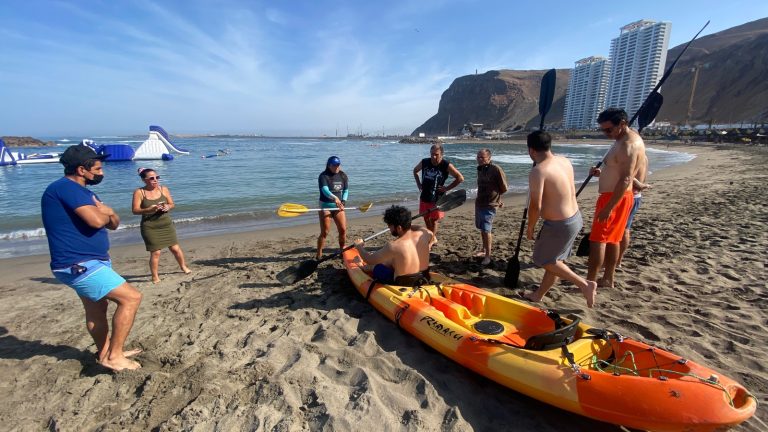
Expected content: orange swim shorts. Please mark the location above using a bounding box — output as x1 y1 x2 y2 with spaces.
589 191 634 244
419 200 445 221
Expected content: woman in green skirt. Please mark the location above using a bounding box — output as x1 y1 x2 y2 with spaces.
132 168 191 283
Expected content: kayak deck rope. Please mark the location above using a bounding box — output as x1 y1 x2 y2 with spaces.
585 344 757 408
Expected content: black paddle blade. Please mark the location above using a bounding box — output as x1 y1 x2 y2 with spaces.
276 259 319 285
575 233 591 257
638 91 664 132
504 257 520 288
436 189 467 211
628 21 708 127
538 69 557 130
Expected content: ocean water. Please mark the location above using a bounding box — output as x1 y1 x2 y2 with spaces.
0 137 695 258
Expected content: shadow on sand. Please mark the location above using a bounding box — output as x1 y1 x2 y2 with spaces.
226 264 620 431
0 326 108 376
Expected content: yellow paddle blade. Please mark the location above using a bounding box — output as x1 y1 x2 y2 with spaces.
277 203 309 218
358 202 374 213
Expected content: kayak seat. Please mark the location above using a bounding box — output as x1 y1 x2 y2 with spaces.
428 295 473 324
523 314 581 351
442 286 486 315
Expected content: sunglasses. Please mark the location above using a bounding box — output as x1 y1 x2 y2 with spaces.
145 176 161 180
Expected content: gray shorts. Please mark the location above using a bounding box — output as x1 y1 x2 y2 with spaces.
532 211 583 267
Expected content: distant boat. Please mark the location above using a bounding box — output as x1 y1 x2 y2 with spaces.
1 125 189 167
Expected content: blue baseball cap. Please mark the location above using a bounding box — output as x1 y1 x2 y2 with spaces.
327 156 341 166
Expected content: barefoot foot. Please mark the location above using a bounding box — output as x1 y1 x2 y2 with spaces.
519 291 542 302
99 356 142 372
97 348 142 362
597 277 614 289
182 266 192 274
124 348 143 357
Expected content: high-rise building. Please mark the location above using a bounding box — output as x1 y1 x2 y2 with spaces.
605 19 671 121
563 56 610 129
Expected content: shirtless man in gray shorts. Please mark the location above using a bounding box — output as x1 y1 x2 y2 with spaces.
522 131 597 307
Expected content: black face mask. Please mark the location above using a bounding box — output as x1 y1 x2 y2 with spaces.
85 174 104 186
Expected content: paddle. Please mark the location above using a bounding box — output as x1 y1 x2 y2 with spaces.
276 189 467 285
277 202 374 218
574 21 709 257
504 68 557 288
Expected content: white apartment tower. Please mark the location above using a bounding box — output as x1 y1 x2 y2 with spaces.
605 19 671 120
564 56 610 129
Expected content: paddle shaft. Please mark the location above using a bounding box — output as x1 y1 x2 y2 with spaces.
511 69 555 257
575 21 709 198
512 167 534 257
283 206 367 213
505 69 556 287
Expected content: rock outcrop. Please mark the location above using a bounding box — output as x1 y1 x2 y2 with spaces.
2 136 55 147
413 69 570 136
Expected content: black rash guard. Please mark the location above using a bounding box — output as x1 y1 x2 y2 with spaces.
318 170 349 207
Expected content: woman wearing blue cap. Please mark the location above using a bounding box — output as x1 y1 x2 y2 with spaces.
317 156 348 260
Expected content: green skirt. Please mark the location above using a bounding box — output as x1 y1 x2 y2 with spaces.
140 215 178 252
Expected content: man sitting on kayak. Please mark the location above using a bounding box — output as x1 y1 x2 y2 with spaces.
353 205 435 285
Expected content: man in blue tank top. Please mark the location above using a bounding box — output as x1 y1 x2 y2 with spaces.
41 145 144 371
412 143 464 237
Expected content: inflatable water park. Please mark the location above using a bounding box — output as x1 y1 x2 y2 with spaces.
0 126 189 167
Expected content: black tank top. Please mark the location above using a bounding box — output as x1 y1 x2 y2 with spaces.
419 158 450 203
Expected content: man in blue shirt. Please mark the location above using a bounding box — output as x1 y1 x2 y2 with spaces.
41 145 143 371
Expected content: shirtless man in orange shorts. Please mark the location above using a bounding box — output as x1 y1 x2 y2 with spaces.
587 108 646 289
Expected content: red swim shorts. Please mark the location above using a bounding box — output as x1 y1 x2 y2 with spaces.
589 191 634 244
419 200 445 221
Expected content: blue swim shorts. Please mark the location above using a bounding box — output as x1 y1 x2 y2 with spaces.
52 259 126 302
372 263 395 284
625 196 643 229
475 207 497 233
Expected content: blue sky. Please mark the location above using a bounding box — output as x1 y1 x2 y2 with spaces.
1 1 766 136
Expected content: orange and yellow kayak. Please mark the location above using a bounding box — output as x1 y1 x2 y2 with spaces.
343 248 756 431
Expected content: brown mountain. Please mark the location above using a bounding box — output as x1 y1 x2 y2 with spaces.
655 17 768 125
413 69 570 136
413 18 768 135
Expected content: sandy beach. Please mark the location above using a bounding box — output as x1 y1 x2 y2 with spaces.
0 143 765 431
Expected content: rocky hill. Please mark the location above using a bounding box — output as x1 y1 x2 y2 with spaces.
2 136 55 147
414 69 570 136
655 17 768 125
413 18 768 135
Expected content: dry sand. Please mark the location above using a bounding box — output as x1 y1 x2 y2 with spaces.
0 144 765 431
